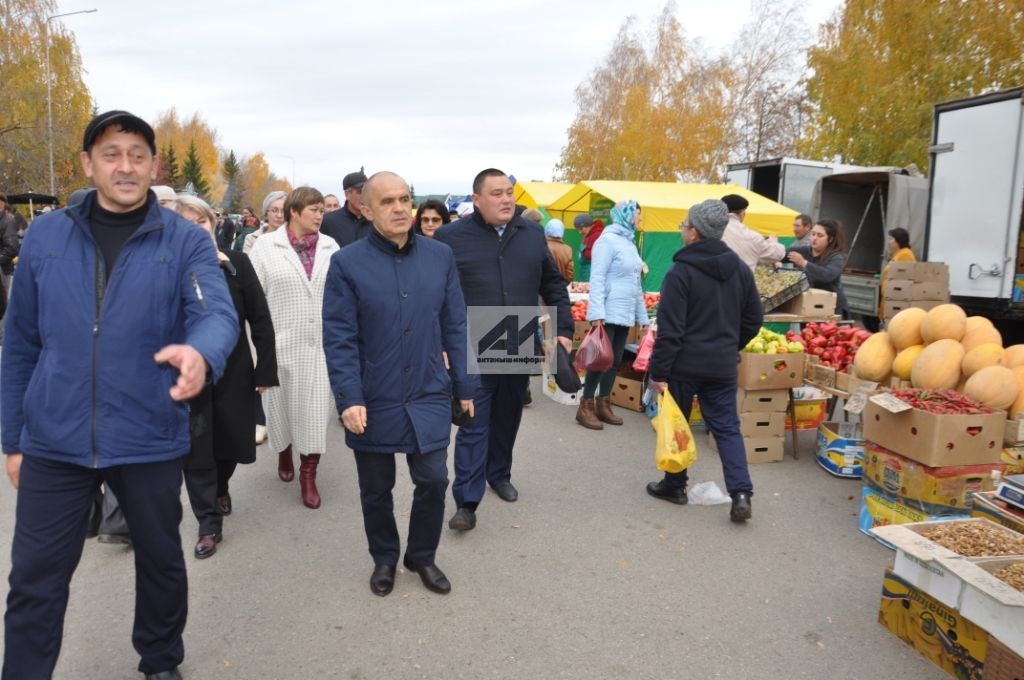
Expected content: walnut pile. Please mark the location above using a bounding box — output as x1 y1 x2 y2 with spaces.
919 523 1024 557
994 562 1024 592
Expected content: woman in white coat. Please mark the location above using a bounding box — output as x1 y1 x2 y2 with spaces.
249 187 340 508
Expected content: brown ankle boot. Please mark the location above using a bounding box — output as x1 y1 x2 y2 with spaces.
278 445 294 482
596 396 623 426
299 454 321 509
576 398 603 430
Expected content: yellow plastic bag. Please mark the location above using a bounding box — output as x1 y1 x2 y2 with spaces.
652 390 698 473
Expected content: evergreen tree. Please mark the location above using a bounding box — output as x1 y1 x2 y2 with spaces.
180 140 210 200
162 142 181 189
221 149 242 212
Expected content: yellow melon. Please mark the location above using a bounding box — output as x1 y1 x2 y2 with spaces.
1010 367 1024 418
910 338 964 389
964 365 1020 411
965 316 995 334
920 304 968 344
960 324 1003 353
1002 345 1024 369
853 332 896 382
886 307 927 349
961 343 1006 377
892 345 924 380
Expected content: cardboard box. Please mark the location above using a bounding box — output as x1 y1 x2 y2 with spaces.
883 279 950 302
808 363 836 388
877 569 988 679
887 262 951 285
863 442 1006 514
740 411 786 438
1004 447 1024 475
970 490 1024 535
571 320 591 349
1006 418 1024 446
610 377 644 412
859 487 965 547
863 397 1005 467
785 399 828 430
737 387 789 413
946 556 1024 655
882 299 946 319
776 288 837 316
816 421 864 478
986 634 1024 680
737 352 805 390
707 433 785 464
871 519 1024 609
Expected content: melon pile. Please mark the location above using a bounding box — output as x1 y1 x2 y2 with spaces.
853 304 1024 416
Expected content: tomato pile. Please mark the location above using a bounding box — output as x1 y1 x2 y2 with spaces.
572 300 589 321
643 292 660 310
890 389 996 415
786 322 872 372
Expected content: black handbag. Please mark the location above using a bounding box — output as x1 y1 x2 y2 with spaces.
554 343 583 393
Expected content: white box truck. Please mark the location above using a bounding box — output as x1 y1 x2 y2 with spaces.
926 87 1024 331
726 157 867 214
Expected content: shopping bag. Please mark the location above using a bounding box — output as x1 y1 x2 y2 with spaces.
651 390 698 473
554 342 583 393
632 326 656 371
573 325 613 373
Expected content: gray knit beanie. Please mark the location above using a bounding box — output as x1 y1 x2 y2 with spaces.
687 200 729 240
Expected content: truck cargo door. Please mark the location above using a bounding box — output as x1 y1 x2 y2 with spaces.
927 93 1024 300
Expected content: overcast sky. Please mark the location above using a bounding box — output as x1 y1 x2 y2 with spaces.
58 0 840 196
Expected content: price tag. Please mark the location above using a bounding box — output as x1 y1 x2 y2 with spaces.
868 392 913 414
843 380 879 415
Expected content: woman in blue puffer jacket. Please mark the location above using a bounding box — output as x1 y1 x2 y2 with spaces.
577 199 649 430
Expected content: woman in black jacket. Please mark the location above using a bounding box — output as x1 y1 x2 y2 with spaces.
785 218 849 318
176 195 279 559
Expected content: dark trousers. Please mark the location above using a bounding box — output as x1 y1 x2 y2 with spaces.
353 449 448 566
216 460 237 497
183 467 221 536
4 455 187 678
452 373 528 509
661 379 754 496
255 393 266 427
87 482 129 536
582 323 631 398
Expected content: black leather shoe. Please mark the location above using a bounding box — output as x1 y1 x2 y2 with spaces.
646 481 688 505
448 507 476 531
730 492 752 522
492 482 518 502
217 494 232 515
403 556 451 594
145 669 182 680
370 564 396 597
194 533 222 559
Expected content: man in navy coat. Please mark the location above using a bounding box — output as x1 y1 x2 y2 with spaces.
323 171 478 596
435 169 573 531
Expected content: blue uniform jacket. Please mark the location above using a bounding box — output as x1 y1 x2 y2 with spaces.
1 191 239 467
323 228 479 454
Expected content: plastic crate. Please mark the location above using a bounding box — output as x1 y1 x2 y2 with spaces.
759 270 810 312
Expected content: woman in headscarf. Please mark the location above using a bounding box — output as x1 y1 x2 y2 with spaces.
249 187 340 508
175 194 278 558
577 199 648 430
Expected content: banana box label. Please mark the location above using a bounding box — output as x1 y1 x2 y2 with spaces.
878 569 987 679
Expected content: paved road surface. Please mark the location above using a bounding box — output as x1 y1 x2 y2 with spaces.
0 378 944 679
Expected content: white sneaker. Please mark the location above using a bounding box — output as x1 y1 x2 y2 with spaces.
255 425 267 445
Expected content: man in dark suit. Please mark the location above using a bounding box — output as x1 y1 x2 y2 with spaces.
434 168 573 532
319 170 372 248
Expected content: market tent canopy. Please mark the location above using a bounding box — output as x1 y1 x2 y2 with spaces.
513 181 574 209
546 180 798 237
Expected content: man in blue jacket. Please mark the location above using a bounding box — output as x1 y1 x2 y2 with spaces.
646 199 763 522
435 168 573 531
324 171 478 596
1 110 238 680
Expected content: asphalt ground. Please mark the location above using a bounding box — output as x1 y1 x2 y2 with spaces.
0 377 946 679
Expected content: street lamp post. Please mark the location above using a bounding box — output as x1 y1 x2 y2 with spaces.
45 9 97 197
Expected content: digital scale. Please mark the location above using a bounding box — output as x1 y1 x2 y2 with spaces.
996 474 1024 513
